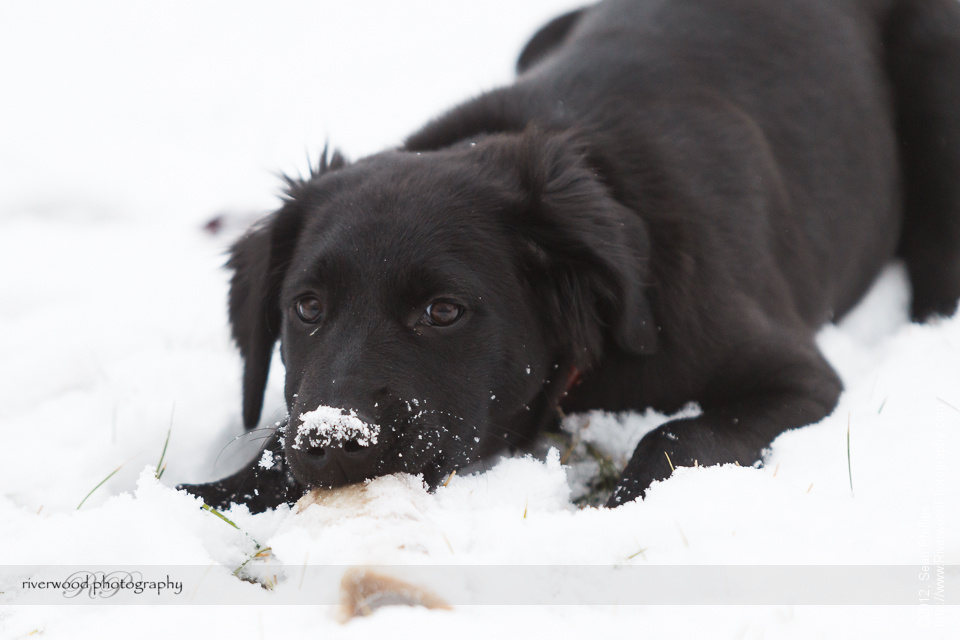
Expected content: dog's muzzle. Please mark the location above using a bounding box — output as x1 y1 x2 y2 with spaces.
286 406 384 486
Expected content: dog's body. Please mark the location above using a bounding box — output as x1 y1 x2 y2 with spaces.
181 0 960 511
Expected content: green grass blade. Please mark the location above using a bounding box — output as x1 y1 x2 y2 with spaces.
77 466 122 510
201 503 240 530
156 407 174 479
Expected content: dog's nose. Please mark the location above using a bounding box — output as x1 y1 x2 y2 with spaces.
289 406 385 486
296 438 380 486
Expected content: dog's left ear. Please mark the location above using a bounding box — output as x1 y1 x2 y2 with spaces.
500 130 659 359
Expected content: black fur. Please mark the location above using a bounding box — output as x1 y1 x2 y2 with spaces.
180 0 960 512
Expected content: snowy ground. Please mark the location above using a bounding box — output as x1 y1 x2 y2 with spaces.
1 1 958 638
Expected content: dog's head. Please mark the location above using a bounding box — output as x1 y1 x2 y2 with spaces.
228 130 658 490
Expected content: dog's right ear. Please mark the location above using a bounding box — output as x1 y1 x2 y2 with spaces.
227 203 305 429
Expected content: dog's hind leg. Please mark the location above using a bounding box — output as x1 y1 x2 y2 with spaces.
885 0 960 319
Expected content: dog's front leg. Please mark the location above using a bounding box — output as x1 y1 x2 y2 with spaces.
177 424 305 513
607 342 842 507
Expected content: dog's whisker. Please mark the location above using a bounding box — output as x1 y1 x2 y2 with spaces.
212 425 281 469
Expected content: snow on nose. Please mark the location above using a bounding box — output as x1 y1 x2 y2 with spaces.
294 405 381 450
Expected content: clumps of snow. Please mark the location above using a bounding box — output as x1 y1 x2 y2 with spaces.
258 449 275 470
294 405 380 450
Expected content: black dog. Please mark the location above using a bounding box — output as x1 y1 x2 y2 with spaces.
181 0 960 512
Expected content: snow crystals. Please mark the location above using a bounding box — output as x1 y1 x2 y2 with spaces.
258 449 275 469
294 405 381 450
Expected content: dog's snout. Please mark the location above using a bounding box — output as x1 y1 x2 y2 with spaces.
299 438 366 458
292 435 380 486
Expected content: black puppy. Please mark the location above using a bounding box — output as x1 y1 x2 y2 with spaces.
181 0 960 512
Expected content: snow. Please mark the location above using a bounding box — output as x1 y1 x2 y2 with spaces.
0 0 958 637
296 406 381 449
258 450 275 471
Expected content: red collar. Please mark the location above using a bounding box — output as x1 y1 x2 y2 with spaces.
562 365 582 396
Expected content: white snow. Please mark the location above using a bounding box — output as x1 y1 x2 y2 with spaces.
296 406 381 449
258 449 275 470
0 1 958 638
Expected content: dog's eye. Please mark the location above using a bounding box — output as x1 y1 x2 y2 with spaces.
295 296 324 323
423 300 464 327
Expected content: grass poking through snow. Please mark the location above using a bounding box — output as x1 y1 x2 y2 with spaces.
155 422 172 480
77 465 124 510
76 452 140 510
200 503 276 588
200 503 240 529
78 409 173 508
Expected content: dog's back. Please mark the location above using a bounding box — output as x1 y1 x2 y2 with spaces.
411 0 960 325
